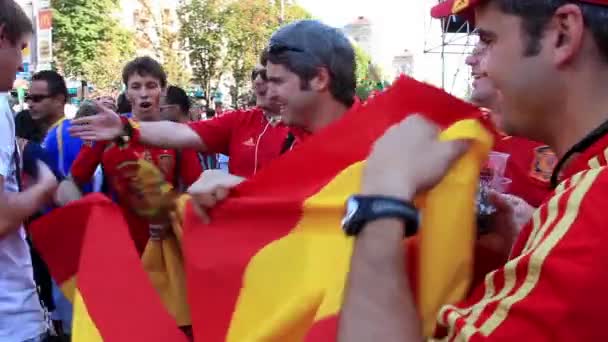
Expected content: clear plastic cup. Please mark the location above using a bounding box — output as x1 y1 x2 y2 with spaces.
492 177 513 194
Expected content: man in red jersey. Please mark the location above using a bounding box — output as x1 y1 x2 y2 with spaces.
64 57 203 253
339 0 608 340
466 41 556 208
70 62 287 179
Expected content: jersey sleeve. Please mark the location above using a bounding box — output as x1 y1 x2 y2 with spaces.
442 168 608 341
70 141 106 186
179 148 204 189
188 111 241 155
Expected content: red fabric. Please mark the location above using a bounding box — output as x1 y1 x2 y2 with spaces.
71 141 202 253
441 135 608 341
188 108 289 177
494 136 555 207
183 76 488 341
31 194 189 342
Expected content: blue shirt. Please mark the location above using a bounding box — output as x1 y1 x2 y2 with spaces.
43 119 102 193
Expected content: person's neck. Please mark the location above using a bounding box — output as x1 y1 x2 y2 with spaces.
303 99 349 133
41 113 64 135
546 68 608 158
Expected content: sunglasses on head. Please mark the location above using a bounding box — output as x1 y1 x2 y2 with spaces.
25 94 53 103
251 68 268 81
267 41 306 55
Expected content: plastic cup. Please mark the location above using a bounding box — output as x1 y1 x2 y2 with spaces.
492 177 513 194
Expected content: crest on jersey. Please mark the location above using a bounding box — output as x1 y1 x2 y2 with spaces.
530 145 557 182
452 0 470 13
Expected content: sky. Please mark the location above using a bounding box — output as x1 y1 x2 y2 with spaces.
296 0 477 97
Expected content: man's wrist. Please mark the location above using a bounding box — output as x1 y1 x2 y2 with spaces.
360 184 416 202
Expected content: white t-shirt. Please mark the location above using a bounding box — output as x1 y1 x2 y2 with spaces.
0 94 46 341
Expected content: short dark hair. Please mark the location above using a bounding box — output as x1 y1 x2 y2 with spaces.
165 86 191 115
116 92 131 114
122 56 168 88
14 110 44 143
261 20 356 107
491 0 608 61
0 0 33 45
31 70 68 103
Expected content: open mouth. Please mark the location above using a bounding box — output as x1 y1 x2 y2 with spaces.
140 102 152 109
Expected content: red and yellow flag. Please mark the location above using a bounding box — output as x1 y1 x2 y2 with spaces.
182 76 494 340
30 194 188 342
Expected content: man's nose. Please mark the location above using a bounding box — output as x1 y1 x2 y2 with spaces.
465 54 477 67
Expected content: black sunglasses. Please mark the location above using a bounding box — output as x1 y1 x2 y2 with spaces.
25 94 53 103
251 69 267 81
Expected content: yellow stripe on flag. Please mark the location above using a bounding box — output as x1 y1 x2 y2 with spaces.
418 119 493 335
227 163 362 341
72 290 103 342
59 277 77 303
226 119 492 339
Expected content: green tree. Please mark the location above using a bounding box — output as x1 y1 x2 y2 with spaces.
354 46 388 100
135 0 191 88
223 0 312 108
178 0 228 105
83 25 135 93
52 0 127 78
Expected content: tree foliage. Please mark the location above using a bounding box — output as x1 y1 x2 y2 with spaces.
178 0 228 104
222 0 312 108
354 46 388 100
135 0 191 88
52 0 133 83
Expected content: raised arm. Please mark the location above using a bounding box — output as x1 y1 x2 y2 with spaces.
68 103 207 151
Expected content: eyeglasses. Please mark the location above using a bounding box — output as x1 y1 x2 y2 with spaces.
251 68 267 81
25 94 52 103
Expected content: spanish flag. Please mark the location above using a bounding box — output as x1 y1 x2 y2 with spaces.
182 76 494 340
30 194 189 341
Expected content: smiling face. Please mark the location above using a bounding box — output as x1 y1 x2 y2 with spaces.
126 72 163 122
474 2 561 140
266 62 317 127
465 41 499 109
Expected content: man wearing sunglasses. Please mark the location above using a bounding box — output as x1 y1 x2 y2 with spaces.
0 1 57 341
27 70 68 137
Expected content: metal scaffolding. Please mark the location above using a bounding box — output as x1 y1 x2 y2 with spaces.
423 2 477 93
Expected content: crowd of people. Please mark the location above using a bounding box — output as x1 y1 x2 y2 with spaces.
2 0 608 340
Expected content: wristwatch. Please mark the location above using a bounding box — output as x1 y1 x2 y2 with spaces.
342 195 419 238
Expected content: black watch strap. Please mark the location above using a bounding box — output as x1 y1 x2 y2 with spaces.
342 195 419 238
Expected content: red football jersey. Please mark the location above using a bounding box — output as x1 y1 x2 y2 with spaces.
71 140 202 253
494 136 556 207
439 134 608 340
188 108 288 178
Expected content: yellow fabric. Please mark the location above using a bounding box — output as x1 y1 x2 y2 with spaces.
418 119 493 335
72 290 104 342
142 195 191 327
224 119 492 340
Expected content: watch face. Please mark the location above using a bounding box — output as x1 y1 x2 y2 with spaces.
342 197 359 227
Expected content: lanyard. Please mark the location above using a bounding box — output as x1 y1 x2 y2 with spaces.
550 119 608 188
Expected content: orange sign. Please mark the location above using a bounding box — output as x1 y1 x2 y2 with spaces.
38 9 52 30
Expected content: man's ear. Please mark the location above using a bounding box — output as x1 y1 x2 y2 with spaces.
310 67 331 92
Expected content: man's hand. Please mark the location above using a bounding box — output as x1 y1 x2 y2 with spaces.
54 180 82 207
362 115 470 201
69 101 123 141
478 192 528 260
187 170 245 223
